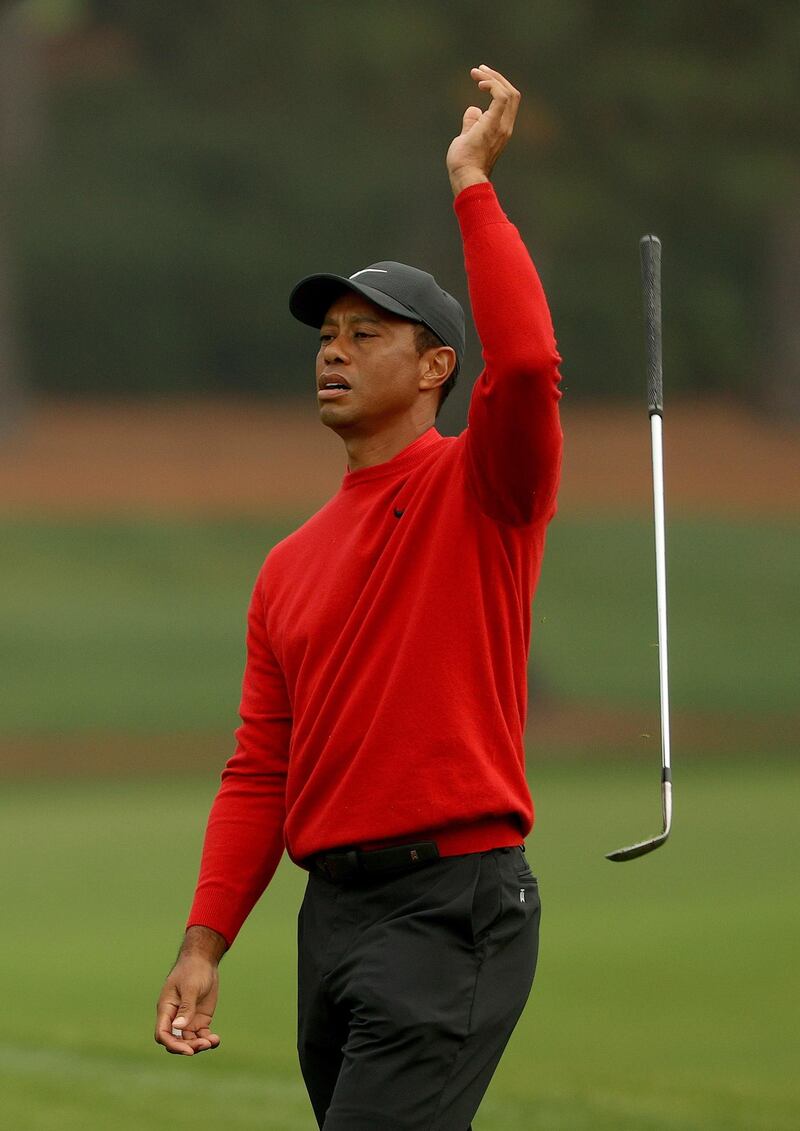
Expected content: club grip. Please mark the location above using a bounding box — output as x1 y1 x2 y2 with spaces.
640 234 663 415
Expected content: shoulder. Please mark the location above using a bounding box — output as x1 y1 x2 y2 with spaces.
260 495 342 576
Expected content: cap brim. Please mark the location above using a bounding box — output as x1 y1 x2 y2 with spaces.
289 273 423 329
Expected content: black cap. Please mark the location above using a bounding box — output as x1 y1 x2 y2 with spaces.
289 261 465 378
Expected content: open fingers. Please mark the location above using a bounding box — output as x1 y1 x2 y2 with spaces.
471 63 518 96
470 64 520 132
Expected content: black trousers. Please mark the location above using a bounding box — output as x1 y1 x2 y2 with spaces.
297 846 540 1130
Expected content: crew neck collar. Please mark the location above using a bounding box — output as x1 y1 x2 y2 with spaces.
342 427 443 488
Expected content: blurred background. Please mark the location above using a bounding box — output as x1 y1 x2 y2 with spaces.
0 2 797 1129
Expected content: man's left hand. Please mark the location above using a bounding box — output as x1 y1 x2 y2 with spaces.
447 65 521 197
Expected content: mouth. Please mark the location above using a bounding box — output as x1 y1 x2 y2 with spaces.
318 374 351 400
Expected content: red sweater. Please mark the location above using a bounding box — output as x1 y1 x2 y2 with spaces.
188 183 563 946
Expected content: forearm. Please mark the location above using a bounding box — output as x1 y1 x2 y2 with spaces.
455 182 561 376
449 166 489 197
186 571 292 946
179 924 228 964
456 182 562 524
187 758 287 947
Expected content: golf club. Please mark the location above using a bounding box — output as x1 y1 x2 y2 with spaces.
606 234 673 862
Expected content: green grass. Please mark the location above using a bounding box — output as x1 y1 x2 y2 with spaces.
0 517 296 732
1 512 796 1126
1 515 797 733
535 515 799 713
1 757 798 1130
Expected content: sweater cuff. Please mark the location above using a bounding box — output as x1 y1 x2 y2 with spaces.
453 181 510 237
186 897 239 950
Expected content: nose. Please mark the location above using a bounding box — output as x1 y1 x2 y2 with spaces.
322 333 348 364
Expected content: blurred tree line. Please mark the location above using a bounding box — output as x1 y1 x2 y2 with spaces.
3 0 799 418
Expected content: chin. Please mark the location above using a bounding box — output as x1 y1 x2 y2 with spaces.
319 404 358 433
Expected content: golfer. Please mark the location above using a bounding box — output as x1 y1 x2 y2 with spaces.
155 64 563 1130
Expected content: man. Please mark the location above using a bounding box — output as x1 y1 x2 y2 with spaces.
155 64 563 1130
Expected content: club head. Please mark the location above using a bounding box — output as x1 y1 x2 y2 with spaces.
606 772 672 861
605 829 670 862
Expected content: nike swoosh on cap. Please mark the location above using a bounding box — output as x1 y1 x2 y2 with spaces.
349 269 389 279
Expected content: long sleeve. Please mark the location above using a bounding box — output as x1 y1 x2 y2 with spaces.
456 182 563 526
186 572 292 947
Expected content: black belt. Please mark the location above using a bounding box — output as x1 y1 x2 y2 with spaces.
310 840 440 883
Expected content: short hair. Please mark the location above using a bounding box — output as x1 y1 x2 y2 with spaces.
414 323 457 416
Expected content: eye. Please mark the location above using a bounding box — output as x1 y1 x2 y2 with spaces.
354 331 376 339
319 334 334 344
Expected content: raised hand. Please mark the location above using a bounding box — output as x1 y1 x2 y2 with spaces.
446 65 521 197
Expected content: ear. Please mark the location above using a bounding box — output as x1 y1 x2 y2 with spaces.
418 346 457 392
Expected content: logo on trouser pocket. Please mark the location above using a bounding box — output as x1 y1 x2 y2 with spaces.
520 889 526 902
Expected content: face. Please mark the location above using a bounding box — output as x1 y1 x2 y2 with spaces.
315 291 445 435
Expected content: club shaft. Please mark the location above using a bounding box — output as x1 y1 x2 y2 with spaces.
604 235 673 861
650 413 672 782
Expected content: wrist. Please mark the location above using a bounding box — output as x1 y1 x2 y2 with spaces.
180 924 228 964
448 166 490 197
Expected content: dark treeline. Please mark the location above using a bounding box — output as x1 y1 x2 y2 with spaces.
6 1 799 422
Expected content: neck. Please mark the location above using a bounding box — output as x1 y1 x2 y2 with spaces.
343 416 435 472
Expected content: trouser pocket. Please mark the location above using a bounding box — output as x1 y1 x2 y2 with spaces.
469 851 504 947
483 848 542 960
513 845 538 881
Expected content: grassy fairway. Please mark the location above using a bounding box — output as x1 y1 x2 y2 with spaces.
0 517 294 733
0 758 797 1130
0 515 797 731
535 515 799 712
1 513 796 1127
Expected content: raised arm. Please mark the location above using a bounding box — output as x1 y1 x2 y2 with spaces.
448 66 563 526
